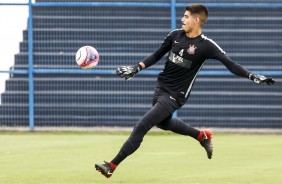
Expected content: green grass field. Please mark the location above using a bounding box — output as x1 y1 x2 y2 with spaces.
0 131 282 184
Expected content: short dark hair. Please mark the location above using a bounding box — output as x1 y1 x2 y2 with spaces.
185 4 208 25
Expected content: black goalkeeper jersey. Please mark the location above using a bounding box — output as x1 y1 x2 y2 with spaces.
142 29 250 101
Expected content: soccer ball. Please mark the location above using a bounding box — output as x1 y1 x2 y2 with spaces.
75 46 99 69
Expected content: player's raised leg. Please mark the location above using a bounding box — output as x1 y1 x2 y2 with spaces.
157 118 213 159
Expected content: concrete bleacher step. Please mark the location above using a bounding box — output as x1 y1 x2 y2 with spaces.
4 77 157 91
176 6 282 17
22 29 168 41
2 92 281 107
23 29 282 42
4 77 282 93
0 105 281 128
1 117 280 128
0 104 149 116
19 41 160 53
10 64 281 73
179 107 282 128
19 40 281 53
1 92 152 104
32 16 170 29
31 15 282 29
33 5 171 16
14 52 282 67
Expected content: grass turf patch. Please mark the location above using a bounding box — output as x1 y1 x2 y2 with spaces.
0 132 281 184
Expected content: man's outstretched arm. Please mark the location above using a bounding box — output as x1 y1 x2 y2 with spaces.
116 43 171 80
215 53 275 85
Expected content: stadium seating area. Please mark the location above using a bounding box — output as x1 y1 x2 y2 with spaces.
0 0 281 128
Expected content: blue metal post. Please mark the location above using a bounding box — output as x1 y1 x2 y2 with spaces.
170 0 176 30
28 0 34 131
171 0 177 118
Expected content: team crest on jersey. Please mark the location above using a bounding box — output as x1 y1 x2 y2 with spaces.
187 44 197 55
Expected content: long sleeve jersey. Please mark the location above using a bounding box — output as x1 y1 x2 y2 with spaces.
141 29 251 100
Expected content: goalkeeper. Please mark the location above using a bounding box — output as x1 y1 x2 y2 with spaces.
95 4 275 178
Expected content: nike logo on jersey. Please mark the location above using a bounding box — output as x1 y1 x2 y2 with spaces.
174 40 179 44
170 96 176 101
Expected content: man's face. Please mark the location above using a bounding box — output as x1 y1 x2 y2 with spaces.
181 11 197 33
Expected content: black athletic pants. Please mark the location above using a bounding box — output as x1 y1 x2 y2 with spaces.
111 87 200 165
